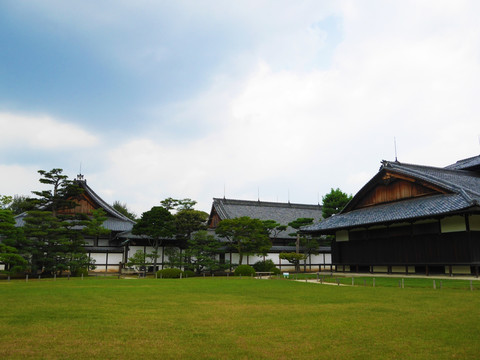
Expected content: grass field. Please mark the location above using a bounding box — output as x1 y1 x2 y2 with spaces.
1 276 479 359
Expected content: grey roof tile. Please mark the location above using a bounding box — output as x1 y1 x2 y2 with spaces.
211 198 323 238
304 159 480 233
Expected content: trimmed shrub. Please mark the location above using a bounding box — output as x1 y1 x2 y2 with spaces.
253 260 281 275
234 265 256 277
156 268 183 279
253 260 275 272
271 267 281 275
183 270 196 278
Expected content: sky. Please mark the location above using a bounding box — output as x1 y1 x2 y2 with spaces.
1 0 480 216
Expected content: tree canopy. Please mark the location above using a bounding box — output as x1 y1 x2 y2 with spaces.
113 201 137 221
321 188 352 219
215 216 271 265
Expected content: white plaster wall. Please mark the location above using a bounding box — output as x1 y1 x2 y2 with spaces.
108 253 123 264
98 239 110 246
90 253 106 264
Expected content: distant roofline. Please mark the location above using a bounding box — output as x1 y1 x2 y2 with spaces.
213 197 322 210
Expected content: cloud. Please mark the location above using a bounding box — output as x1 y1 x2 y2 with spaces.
0 164 41 197
0 112 99 150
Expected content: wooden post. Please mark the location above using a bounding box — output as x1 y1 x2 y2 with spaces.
26 274 28 282
433 280 436 289
373 278 375 287
352 277 354 286
470 280 473 291
402 278 404 289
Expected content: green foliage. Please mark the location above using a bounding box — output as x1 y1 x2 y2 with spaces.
133 206 176 240
184 230 228 274
174 209 208 242
253 260 281 275
113 201 137 221
262 220 287 239
0 195 12 209
0 209 28 275
22 209 90 276
160 197 197 211
7 195 35 215
253 259 277 273
83 208 110 243
127 250 148 273
73 267 89 277
164 247 183 269
215 216 271 265
31 168 84 216
321 188 352 219
156 268 183 278
133 206 176 270
234 264 256 276
279 252 307 272
288 218 314 232
183 270 196 278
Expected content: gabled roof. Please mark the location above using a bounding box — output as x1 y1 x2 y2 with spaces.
15 178 135 232
209 198 323 238
76 179 135 225
304 158 480 233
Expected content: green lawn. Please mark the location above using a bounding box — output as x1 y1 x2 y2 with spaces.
1 277 479 359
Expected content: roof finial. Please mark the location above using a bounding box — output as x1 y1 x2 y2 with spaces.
394 137 398 162
76 162 85 182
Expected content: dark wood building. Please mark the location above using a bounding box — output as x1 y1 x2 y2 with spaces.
303 155 480 276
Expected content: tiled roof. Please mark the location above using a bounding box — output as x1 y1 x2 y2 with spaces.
15 179 135 233
445 154 480 171
304 159 480 233
78 180 136 225
211 198 323 238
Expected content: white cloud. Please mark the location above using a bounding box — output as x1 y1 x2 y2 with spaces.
0 112 99 150
4 1 480 215
0 164 40 197
99 1 480 214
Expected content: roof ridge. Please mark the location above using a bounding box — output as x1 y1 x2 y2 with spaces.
79 181 136 223
384 161 480 205
213 197 322 209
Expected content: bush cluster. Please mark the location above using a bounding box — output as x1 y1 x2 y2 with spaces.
156 268 197 279
234 265 256 276
253 260 281 275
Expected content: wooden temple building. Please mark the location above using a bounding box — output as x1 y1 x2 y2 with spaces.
207 198 330 271
303 155 480 276
15 175 137 273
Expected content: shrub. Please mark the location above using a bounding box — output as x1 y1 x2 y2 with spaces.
234 265 256 277
183 270 196 278
73 268 89 277
253 260 275 272
271 267 281 275
157 268 183 279
253 260 281 275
